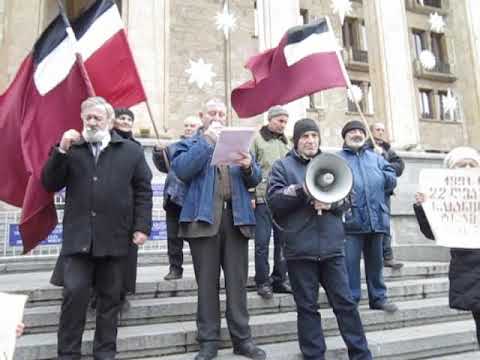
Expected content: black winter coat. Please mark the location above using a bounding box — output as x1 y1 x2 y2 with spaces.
267 150 350 261
42 132 153 257
414 203 480 312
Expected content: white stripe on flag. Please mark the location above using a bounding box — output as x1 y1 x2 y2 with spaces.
34 6 123 95
283 30 341 67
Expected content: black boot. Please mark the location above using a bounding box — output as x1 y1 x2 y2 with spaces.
194 342 218 360
164 267 183 281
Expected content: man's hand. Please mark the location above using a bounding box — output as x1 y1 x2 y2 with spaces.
154 144 166 152
235 152 252 169
16 322 25 337
132 231 148 245
204 121 224 144
59 129 81 152
313 200 331 215
415 192 426 205
373 144 384 155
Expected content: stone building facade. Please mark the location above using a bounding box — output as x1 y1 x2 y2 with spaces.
1 0 479 149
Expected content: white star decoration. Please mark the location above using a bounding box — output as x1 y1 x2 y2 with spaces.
443 89 457 118
215 3 237 39
347 85 363 103
419 50 436 70
185 58 216 89
330 0 353 25
429 12 445 33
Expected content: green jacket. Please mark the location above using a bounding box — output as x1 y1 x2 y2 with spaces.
251 126 290 201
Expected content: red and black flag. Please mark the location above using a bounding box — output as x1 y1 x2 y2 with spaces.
0 0 146 253
232 18 348 118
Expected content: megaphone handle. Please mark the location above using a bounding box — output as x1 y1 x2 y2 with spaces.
317 209 322 216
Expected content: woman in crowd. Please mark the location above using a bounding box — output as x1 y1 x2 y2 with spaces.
414 146 480 346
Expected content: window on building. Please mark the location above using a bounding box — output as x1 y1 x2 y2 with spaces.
419 89 434 119
65 0 122 19
438 91 457 121
300 8 317 109
342 18 358 49
422 0 442 8
343 18 368 63
412 29 426 57
359 20 368 51
253 1 259 38
430 32 448 64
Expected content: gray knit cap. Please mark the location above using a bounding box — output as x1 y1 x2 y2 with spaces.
267 105 289 120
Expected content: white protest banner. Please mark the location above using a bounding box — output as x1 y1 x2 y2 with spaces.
419 168 480 248
0 292 28 360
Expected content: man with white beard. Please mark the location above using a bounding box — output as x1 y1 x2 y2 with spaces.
42 96 152 360
338 120 399 314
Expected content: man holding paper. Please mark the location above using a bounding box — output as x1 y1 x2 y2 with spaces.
171 99 266 360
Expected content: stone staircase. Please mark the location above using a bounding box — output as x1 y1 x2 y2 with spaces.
1 253 478 360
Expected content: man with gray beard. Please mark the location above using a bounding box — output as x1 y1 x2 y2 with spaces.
338 120 398 313
42 96 152 360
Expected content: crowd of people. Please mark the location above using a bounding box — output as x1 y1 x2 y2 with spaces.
10 96 480 360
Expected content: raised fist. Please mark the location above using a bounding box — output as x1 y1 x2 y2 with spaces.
59 129 81 152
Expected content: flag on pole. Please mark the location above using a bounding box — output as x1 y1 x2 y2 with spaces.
231 18 348 118
0 0 146 253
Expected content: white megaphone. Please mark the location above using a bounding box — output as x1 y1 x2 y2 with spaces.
304 153 353 214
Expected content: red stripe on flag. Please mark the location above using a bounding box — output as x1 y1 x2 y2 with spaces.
85 30 146 108
232 35 347 118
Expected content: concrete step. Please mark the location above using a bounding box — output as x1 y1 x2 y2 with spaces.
15 312 476 360
146 320 478 360
0 261 449 306
0 249 188 274
425 351 480 359
21 273 459 334
1 244 447 274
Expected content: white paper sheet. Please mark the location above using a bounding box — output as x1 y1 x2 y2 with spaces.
0 292 28 360
419 168 480 248
210 127 256 166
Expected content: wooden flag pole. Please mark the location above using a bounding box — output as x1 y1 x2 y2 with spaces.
56 0 95 97
57 0 161 139
325 16 379 148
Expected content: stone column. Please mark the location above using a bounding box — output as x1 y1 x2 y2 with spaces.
461 0 480 144
0 0 43 90
124 0 169 137
256 0 306 134
364 0 420 148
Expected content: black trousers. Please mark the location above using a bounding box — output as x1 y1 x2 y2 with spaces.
57 254 124 360
287 257 372 360
166 202 184 271
473 312 480 347
188 207 251 345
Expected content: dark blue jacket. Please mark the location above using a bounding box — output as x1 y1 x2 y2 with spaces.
267 150 350 260
338 144 397 234
171 133 261 226
152 141 186 208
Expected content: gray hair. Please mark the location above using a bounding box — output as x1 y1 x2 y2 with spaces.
184 115 202 126
204 98 226 112
80 96 115 122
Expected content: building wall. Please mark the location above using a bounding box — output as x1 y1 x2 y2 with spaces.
0 0 479 147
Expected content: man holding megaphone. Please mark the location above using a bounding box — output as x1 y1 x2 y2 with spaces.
267 119 372 360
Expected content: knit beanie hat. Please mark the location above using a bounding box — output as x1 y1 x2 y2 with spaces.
341 120 366 139
293 118 320 148
443 146 480 169
114 108 135 122
267 105 289 120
